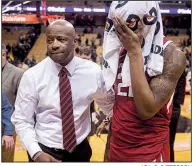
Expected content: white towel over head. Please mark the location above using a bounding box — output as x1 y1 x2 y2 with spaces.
103 1 164 97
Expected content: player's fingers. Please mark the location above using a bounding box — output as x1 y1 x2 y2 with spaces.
116 15 134 34
113 17 124 35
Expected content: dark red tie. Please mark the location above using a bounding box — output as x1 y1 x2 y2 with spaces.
59 67 77 153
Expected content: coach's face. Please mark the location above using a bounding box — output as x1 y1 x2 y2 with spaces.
46 21 76 66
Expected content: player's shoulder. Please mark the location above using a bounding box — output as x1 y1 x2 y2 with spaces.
164 42 186 65
163 42 186 78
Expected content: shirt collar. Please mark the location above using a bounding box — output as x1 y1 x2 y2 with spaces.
50 56 76 77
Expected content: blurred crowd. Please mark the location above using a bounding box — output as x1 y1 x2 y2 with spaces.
4 25 191 82
4 27 41 71
72 14 95 27
74 32 103 64
3 22 191 88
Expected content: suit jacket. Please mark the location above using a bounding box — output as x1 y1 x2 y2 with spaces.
2 62 24 109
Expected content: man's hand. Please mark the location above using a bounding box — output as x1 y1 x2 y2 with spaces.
113 15 143 56
96 122 106 137
2 135 14 152
35 152 60 162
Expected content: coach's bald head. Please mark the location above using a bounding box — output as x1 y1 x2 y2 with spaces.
46 20 76 66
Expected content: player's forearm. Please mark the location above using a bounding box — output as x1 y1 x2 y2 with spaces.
128 52 158 120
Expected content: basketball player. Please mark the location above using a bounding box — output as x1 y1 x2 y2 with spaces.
97 14 186 162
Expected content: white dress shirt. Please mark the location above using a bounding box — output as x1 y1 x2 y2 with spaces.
11 56 114 158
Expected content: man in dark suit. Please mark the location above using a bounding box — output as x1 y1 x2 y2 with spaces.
2 44 24 162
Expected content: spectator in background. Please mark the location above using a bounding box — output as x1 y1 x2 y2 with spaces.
174 28 179 36
19 35 24 43
97 32 102 39
17 61 29 71
2 44 24 162
183 39 187 47
79 46 92 60
24 58 31 67
187 28 191 37
187 47 191 68
163 27 167 36
80 14 86 26
18 43 27 62
77 35 82 46
91 46 97 63
2 91 15 162
88 15 94 26
87 26 92 33
75 47 80 57
23 57 37 68
6 43 11 54
99 38 103 46
85 38 89 46
27 37 33 47
97 32 103 46
187 37 191 46
99 53 104 67
91 37 95 47
12 44 19 64
183 47 191 68
7 56 14 65
30 31 36 44
83 27 88 34
91 26 94 33
31 56 37 67
74 14 79 25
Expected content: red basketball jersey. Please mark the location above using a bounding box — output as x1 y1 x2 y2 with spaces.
110 37 173 162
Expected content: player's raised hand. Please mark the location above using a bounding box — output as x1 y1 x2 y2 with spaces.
113 15 143 57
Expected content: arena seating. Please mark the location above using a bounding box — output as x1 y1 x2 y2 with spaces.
2 29 28 45
27 33 47 62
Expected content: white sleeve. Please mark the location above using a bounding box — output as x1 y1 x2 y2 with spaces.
107 3 113 19
11 71 42 158
94 69 115 117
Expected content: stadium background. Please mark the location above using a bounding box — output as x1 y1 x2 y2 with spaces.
2 0 191 162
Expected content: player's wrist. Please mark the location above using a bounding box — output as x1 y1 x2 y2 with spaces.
127 48 142 57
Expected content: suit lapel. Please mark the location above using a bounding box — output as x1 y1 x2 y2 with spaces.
2 62 12 83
